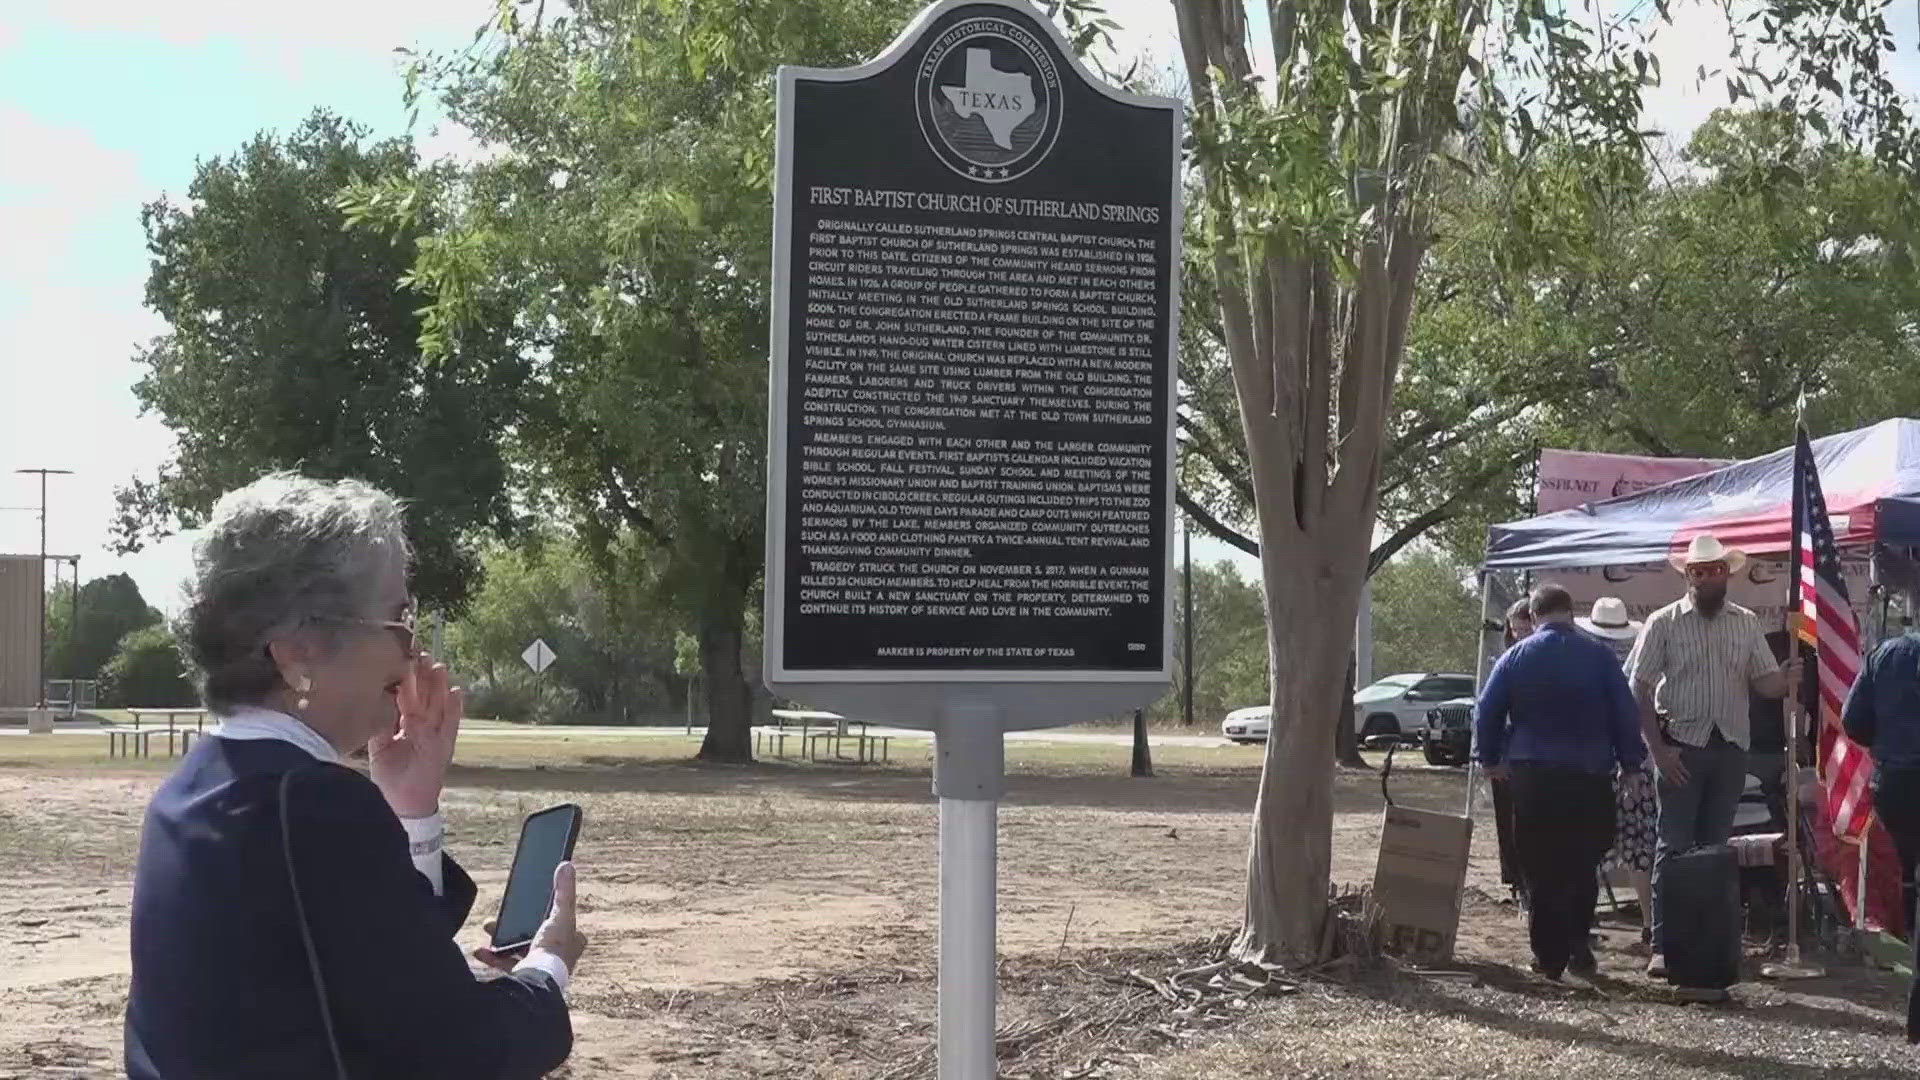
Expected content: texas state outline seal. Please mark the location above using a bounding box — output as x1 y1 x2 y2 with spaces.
915 15 1064 183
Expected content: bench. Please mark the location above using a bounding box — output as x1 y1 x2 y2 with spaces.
754 725 799 759
804 723 891 764
107 729 160 759
128 708 211 757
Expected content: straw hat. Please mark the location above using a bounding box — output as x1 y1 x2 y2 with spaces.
1669 533 1747 574
1575 597 1643 642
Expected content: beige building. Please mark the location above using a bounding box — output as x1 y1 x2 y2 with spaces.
0 555 44 710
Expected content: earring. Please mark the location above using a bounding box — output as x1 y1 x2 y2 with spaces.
296 675 312 712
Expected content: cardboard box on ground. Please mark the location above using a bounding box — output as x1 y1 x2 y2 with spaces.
1372 805 1474 963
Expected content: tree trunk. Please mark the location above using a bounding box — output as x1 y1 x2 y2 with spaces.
694 562 755 762
1235 549 1368 966
1333 650 1364 767
695 613 753 762
1131 709 1154 778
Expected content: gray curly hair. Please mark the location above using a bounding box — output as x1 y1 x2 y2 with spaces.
180 473 411 712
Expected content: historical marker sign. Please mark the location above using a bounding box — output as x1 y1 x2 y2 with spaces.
764 0 1181 722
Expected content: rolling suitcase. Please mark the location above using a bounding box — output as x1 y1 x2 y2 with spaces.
1663 843 1741 989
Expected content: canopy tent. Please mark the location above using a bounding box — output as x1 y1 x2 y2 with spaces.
1485 418 1920 571
1472 420 1920 939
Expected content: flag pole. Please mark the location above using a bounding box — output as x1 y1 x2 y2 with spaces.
1764 618 1822 978
1765 412 1823 980
1857 829 1871 929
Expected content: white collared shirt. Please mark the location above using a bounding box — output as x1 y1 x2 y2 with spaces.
211 706 570 992
1625 596 1778 749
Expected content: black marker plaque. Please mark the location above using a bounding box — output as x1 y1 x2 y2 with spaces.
768 0 1180 676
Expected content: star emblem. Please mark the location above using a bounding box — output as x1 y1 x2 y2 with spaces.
996 167 1009 178
968 165 980 176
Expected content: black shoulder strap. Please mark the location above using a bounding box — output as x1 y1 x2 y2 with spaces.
280 766 350 1080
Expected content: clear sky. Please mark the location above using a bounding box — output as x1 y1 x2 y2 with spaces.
1 1 1914 614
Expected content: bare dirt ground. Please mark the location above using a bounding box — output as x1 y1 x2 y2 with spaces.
2 733 1914 1078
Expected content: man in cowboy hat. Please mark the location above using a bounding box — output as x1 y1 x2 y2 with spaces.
1626 533 1800 979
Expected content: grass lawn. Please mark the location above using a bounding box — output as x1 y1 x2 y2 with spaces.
0 727 1270 775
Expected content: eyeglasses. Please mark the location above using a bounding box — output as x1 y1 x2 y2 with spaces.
311 610 419 658
1685 564 1730 581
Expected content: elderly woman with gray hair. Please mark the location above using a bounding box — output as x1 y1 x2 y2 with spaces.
124 474 584 1079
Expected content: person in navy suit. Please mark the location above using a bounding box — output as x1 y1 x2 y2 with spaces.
125 473 584 1079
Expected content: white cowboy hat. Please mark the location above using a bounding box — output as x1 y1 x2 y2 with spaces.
1669 533 1747 574
1576 597 1643 641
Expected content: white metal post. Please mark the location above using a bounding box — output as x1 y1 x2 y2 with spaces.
935 701 1003 1080
1464 572 1494 816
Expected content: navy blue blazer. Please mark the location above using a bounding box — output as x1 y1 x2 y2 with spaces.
125 736 571 1078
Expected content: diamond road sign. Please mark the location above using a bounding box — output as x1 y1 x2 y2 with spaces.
521 638 556 675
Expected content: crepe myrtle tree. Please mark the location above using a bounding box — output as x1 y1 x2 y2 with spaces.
1167 0 1919 965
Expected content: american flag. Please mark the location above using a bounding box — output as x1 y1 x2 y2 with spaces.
1790 422 1871 839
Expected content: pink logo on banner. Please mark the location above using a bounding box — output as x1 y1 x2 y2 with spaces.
1535 449 1730 515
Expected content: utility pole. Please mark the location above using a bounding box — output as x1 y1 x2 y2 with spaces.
14 469 73 709
68 557 79 703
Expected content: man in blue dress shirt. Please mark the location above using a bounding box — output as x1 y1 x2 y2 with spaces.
1842 603 1920 1042
1476 583 1648 980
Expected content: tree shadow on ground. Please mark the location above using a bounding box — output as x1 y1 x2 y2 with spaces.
441 754 1466 816
1436 992 1908 1078
1368 955 1914 1078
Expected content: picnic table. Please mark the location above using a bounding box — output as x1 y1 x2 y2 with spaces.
754 711 892 764
107 728 160 759
115 708 212 758
804 721 892 765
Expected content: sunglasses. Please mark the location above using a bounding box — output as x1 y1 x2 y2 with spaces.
1685 564 1730 581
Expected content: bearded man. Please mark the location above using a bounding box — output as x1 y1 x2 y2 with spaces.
1626 534 1800 979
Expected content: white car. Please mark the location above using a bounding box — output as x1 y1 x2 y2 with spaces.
1352 672 1476 741
1220 705 1271 744
1220 671 1475 745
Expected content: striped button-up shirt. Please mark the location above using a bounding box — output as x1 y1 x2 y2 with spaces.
1626 595 1779 749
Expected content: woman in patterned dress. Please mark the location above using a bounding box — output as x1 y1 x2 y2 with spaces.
1579 596 1655 949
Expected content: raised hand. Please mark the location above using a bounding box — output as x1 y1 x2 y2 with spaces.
370 654 462 819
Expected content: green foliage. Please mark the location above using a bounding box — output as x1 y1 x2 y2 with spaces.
1369 548 1480 678
46 574 162 681
463 678 551 725
1150 560 1269 726
116 110 526 610
100 625 197 708
1172 0 1920 958
343 0 927 758
444 535 684 724
1415 106 1920 560
1182 106 1920 571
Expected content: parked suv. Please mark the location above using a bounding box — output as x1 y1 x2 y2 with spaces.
1352 672 1475 741
1423 697 1475 766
